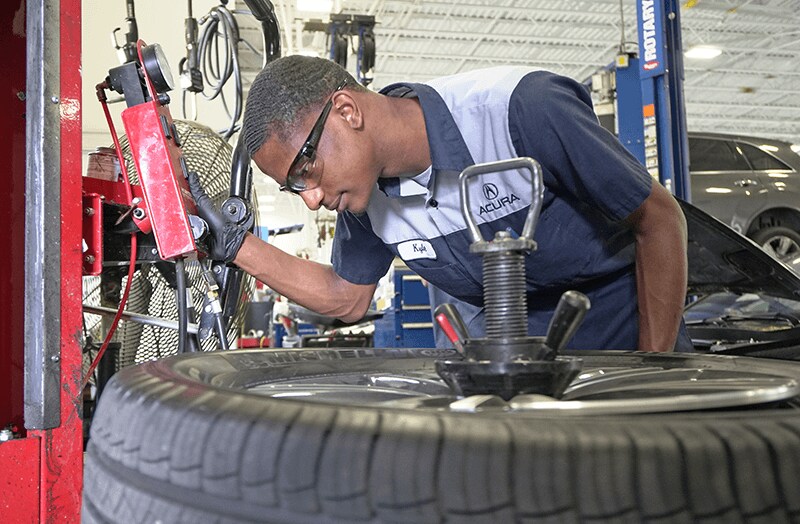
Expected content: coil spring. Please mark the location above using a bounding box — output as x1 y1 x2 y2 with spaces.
482 251 527 339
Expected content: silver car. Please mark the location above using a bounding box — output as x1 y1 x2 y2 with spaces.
689 132 800 270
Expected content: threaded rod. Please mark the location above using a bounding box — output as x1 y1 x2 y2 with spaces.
483 251 527 339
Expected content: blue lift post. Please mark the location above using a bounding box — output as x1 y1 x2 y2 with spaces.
617 0 691 201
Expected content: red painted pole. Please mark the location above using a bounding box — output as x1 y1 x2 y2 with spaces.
0 0 84 521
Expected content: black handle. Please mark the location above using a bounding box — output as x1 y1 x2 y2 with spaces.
545 291 591 353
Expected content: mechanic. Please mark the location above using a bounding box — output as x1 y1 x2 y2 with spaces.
190 55 693 352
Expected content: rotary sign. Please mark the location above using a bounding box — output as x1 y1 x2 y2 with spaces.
637 0 666 78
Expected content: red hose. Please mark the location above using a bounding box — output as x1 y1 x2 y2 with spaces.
81 85 140 390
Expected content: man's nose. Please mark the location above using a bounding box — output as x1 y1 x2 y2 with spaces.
299 187 324 211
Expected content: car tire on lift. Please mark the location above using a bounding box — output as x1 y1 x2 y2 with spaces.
752 226 800 270
82 348 800 524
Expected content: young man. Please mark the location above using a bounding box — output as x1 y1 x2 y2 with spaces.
192 55 691 352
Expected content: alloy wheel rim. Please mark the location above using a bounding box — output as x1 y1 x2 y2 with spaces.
245 364 800 415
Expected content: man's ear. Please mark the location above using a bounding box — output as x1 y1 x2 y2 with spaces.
332 91 363 129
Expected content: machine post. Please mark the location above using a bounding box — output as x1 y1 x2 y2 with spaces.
0 0 84 521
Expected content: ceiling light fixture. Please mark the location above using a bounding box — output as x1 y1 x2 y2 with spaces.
685 45 722 59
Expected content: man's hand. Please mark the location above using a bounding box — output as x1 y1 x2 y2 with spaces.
187 171 248 263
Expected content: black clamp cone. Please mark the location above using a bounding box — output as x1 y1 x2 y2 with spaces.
435 158 590 400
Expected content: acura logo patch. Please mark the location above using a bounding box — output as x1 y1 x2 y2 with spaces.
478 182 520 216
482 183 499 200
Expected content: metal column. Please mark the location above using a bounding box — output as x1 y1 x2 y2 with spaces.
618 0 690 201
0 0 84 521
29 0 85 518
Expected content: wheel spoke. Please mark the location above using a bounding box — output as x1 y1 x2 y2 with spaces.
449 395 508 412
564 367 785 397
508 378 798 415
776 236 795 257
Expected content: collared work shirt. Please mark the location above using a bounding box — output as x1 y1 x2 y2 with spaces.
332 67 687 350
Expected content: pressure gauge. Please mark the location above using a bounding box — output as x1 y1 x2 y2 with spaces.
140 43 175 93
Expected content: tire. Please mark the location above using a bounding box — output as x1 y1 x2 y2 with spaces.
752 226 800 271
83 348 800 524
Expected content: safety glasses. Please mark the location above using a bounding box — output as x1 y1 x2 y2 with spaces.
280 80 348 194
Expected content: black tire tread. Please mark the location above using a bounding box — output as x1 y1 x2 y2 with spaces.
84 350 800 524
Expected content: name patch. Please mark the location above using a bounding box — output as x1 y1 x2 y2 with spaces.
398 240 437 261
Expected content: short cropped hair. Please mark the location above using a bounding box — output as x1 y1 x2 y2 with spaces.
242 55 365 157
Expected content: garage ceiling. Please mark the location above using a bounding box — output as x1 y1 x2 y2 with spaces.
262 0 800 145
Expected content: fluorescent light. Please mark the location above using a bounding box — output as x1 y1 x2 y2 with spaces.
685 46 722 59
296 0 333 12
705 187 732 194
759 144 780 152
791 144 800 154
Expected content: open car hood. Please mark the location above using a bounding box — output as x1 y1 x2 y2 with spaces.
683 199 800 300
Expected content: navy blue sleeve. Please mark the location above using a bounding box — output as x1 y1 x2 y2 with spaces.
332 211 396 285
509 71 652 221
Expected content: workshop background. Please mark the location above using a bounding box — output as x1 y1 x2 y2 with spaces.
82 0 800 264
4 0 800 522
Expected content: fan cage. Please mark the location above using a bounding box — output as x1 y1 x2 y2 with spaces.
83 120 258 374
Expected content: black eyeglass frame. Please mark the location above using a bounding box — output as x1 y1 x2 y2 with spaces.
280 80 348 194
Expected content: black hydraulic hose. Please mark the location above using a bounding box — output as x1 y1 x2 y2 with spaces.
180 0 204 118
185 0 200 73
229 137 252 199
215 314 230 351
219 137 253 328
184 1 202 79
198 4 243 139
176 258 189 354
220 267 243 326
241 0 281 62
191 1 280 137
